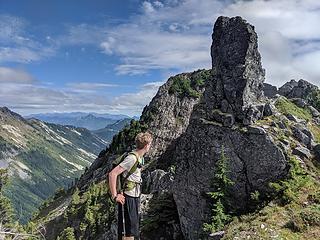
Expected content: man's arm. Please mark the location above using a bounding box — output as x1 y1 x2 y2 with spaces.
108 165 126 204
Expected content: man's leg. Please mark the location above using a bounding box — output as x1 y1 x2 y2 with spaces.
124 194 140 239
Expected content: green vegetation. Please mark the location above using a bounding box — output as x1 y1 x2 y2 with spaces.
275 97 312 121
168 69 211 98
0 168 15 226
270 156 313 204
306 89 320 111
140 105 159 126
308 123 320 143
203 146 234 234
56 227 76 240
223 153 320 239
141 193 182 238
109 119 148 154
29 180 115 240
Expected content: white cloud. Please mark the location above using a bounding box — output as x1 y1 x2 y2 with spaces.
0 14 56 63
66 82 118 90
221 0 320 86
112 81 164 109
98 0 320 86
0 67 37 83
142 1 156 14
0 66 163 116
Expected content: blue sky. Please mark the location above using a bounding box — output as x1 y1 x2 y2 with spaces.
0 0 320 117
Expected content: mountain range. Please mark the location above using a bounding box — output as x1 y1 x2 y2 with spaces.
25 112 138 131
0 107 107 224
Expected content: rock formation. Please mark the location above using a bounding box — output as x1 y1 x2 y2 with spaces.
171 16 288 239
205 16 265 126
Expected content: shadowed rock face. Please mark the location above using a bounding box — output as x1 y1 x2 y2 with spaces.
206 16 265 125
172 16 288 239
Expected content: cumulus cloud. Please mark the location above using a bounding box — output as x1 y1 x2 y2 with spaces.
100 0 320 85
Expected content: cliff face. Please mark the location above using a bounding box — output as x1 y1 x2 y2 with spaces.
140 70 211 169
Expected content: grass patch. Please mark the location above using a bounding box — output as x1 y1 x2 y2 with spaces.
275 97 312 121
222 154 320 239
308 123 320 143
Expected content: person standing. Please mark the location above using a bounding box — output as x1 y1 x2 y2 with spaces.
108 132 153 240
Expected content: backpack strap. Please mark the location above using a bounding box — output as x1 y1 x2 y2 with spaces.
121 151 140 190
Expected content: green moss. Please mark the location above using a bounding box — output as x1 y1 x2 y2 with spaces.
275 97 312 121
168 69 211 99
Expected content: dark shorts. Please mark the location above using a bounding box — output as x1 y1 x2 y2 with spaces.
118 193 140 239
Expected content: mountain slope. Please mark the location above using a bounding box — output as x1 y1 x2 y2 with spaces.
92 118 132 142
0 107 107 224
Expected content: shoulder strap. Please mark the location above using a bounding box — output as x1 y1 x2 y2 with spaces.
121 151 140 185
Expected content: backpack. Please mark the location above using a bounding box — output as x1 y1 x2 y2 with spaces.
109 151 140 194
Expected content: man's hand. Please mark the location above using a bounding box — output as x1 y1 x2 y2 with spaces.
116 193 125 205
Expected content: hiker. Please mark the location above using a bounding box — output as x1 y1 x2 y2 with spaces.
108 132 153 240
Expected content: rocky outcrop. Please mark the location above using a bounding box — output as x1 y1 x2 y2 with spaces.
263 83 278 98
204 16 265 126
279 79 317 99
171 16 288 239
140 70 210 169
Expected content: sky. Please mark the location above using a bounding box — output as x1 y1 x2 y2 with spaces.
0 0 319 117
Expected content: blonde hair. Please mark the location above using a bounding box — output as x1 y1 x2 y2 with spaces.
135 132 153 150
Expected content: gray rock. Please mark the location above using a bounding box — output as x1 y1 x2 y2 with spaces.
143 169 173 193
263 102 275 117
279 79 318 99
313 144 320 162
247 126 266 135
292 98 307 108
170 17 288 239
292 146 311 159
222 113 235 127
278 122 286 129
308 105 320 117
209 231 225 240
291 124 313 149
206 15 265 124
278 79 298 96
263 83 278 98
286 113 299 122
